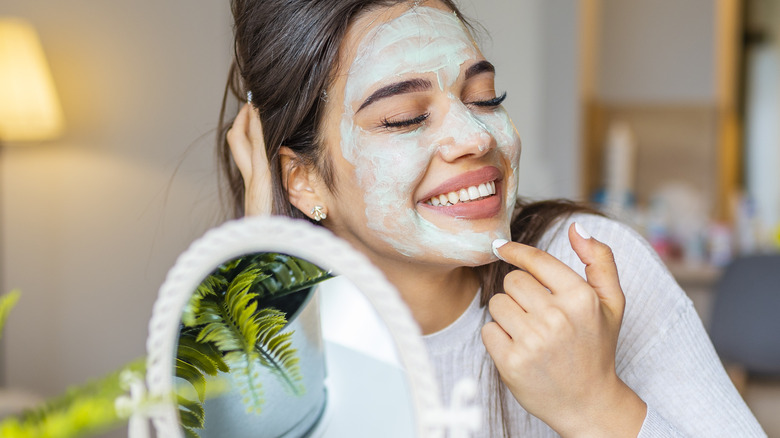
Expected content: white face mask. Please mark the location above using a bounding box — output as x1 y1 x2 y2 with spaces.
339 6 521 263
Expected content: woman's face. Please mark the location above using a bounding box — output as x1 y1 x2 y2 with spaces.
318 1 521 269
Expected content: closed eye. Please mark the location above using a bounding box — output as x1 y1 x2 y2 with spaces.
380 112 429 129
468 92 507 108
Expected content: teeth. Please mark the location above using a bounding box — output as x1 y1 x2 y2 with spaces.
426 180 498 207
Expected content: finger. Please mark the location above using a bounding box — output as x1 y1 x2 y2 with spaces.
567 222 625 313
243 105 273 215
488 292 532 336
492 240 586 296
246 105 268 168
227 103 254 180
481 321 513 361
503 269 553 313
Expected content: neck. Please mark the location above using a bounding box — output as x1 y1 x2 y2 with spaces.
377 259 480 335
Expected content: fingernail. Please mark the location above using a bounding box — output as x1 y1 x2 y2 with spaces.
574 222 591 240
492 239 509 260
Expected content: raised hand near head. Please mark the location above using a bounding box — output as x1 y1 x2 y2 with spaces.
482 223 646 438
227 103 273 216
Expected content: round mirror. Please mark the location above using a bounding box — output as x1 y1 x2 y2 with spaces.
144 216 457 437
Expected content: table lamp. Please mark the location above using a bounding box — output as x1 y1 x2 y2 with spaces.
0 17 64 142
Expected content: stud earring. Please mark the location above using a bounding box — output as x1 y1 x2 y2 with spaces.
311 205 327 222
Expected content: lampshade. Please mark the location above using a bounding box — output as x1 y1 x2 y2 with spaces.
0 17 64 142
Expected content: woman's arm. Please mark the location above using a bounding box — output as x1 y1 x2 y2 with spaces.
544 214 766 437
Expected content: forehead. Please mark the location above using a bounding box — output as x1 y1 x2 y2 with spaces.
352 5 475 60
340 4 480 102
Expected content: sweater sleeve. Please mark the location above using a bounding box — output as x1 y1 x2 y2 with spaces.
541 214 766 437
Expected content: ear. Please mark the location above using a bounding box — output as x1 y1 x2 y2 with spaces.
279 147 328 220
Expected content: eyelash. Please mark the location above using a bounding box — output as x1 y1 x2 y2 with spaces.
381 113 430 129
380 92 508 129
469 91 507 108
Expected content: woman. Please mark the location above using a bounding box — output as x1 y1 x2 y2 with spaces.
219 0 765 436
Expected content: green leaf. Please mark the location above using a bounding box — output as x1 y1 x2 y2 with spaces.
177 395 205 429
177 329 229 376
182 274 228 326
223 350 267 414
176 358 207 402
253 310 304 396
0 289 21 341
252 253 331 300
182 426 201 438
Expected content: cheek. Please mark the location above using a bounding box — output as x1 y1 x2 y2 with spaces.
475 109 522 199
479 109 520 160
471 109 520 161
346 128 435 203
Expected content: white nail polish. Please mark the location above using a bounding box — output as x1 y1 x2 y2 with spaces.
574 222 591 239
492 239 509 260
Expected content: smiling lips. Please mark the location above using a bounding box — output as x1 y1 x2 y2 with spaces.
425 181 496 206
419 166 503 220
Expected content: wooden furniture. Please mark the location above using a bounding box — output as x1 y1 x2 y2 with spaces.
578 0 743 222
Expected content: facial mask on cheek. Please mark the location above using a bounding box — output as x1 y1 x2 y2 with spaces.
339 7 520 263
475 107 522 212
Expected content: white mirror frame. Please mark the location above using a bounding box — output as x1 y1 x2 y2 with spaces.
144 216 456 437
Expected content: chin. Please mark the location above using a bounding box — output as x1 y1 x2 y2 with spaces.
456 252 499 268
369 206 511 266
429 239 503 267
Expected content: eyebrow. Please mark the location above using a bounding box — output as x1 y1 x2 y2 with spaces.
354 61 496 113
356 78 432 113
465 60 495 80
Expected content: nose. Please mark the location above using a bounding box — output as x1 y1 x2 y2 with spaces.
435 101 495 162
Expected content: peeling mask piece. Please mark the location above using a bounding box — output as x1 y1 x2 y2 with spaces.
339 6 521 263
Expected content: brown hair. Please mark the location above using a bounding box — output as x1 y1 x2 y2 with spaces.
217 0 599 435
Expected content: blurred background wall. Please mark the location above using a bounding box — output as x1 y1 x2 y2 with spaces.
0 0 232 395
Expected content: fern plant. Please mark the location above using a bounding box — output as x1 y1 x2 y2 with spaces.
0 253 331 438
176 253 331 436
0 291 148 438
0 358 146 438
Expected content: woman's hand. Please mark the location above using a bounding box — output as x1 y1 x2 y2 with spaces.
226 103 273 216
482 223 647 438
